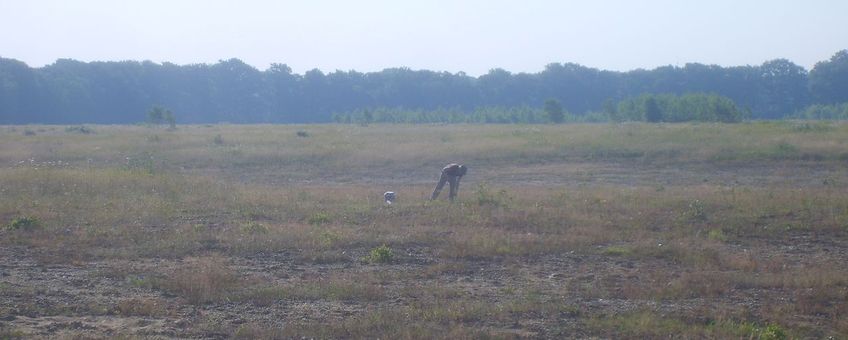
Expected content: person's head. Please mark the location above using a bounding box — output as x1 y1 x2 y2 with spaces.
457 164 467 177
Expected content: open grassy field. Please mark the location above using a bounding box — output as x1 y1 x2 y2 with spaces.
1 122 847 338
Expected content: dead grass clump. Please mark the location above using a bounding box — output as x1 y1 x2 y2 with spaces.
115 297 169 317
586 310 790 339
237 276 385 306
439 228 565 259
154 255 240 304
273 308 489 339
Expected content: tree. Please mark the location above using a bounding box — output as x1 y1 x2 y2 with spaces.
809 50 848 104
644 97 662 122
756 59 809 118
146 106 174 127
164 110 176 129
544 99 564 123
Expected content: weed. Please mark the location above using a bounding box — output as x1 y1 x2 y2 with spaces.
115 298 168 317
602 245 631 256
474 183 512 207
65 125 94 134
686 199 708 221
773 141 799 158
0 327 26 339
365 244 394 263
237 278 384 305
307 212 332 226
124 152 156 174
760 324 787 340
707 228 728 242
6 216 41 231
154 256 239 304
319 230 341 247
125 275 154 289
213 134 225 145
296 130 309 137
791 122 833 133
241 221 268 234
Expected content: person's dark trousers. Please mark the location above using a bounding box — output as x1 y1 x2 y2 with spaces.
431 172 461 201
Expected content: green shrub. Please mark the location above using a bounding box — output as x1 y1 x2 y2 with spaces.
241 221 268 234
602 246 631 257
6 216 41 231
365 244 394 263
791 122 833 133
685 199 707 221
707 229 728 242
774 141 799 158
759 324 787 340
308 212 332 226
475 184 511 207
65 125 94 134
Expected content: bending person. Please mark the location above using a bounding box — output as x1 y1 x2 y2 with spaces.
431 163 468 201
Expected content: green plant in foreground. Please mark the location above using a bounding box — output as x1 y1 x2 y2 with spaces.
308 212 332 226
241 221 268 234
707 228 728 242
475 183 512 207
365 245 394 263
759 324 787 340
6 216 41 231
686 199 708 221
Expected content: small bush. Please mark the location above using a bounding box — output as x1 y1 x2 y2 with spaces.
296 130 309 137
602 246 631 257
791 122 833 133
124 152 156 174
23 129 36 136
707 229 728 242
475 184 511 207
685 199 707 221
116 298 167 317
307 212 332 226
155 256 239 304
213 134 225 145
773 141 799 158
365 244 394 263
6 216 41 231
759 324 787 340
241 221 268 234
65 125 95 134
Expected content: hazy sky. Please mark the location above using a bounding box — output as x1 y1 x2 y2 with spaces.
1 0 846 76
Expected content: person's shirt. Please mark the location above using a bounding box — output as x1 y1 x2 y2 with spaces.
443 163 464 177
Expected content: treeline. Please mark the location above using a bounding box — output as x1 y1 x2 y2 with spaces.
333 93 746 124
1 50 847 124
795 103 848 120
334 106 550 124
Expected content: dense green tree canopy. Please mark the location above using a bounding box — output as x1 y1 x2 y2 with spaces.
809 50 848 105
0 50 846 124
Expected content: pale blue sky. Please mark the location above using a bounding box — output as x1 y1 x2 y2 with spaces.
1 0 846 75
